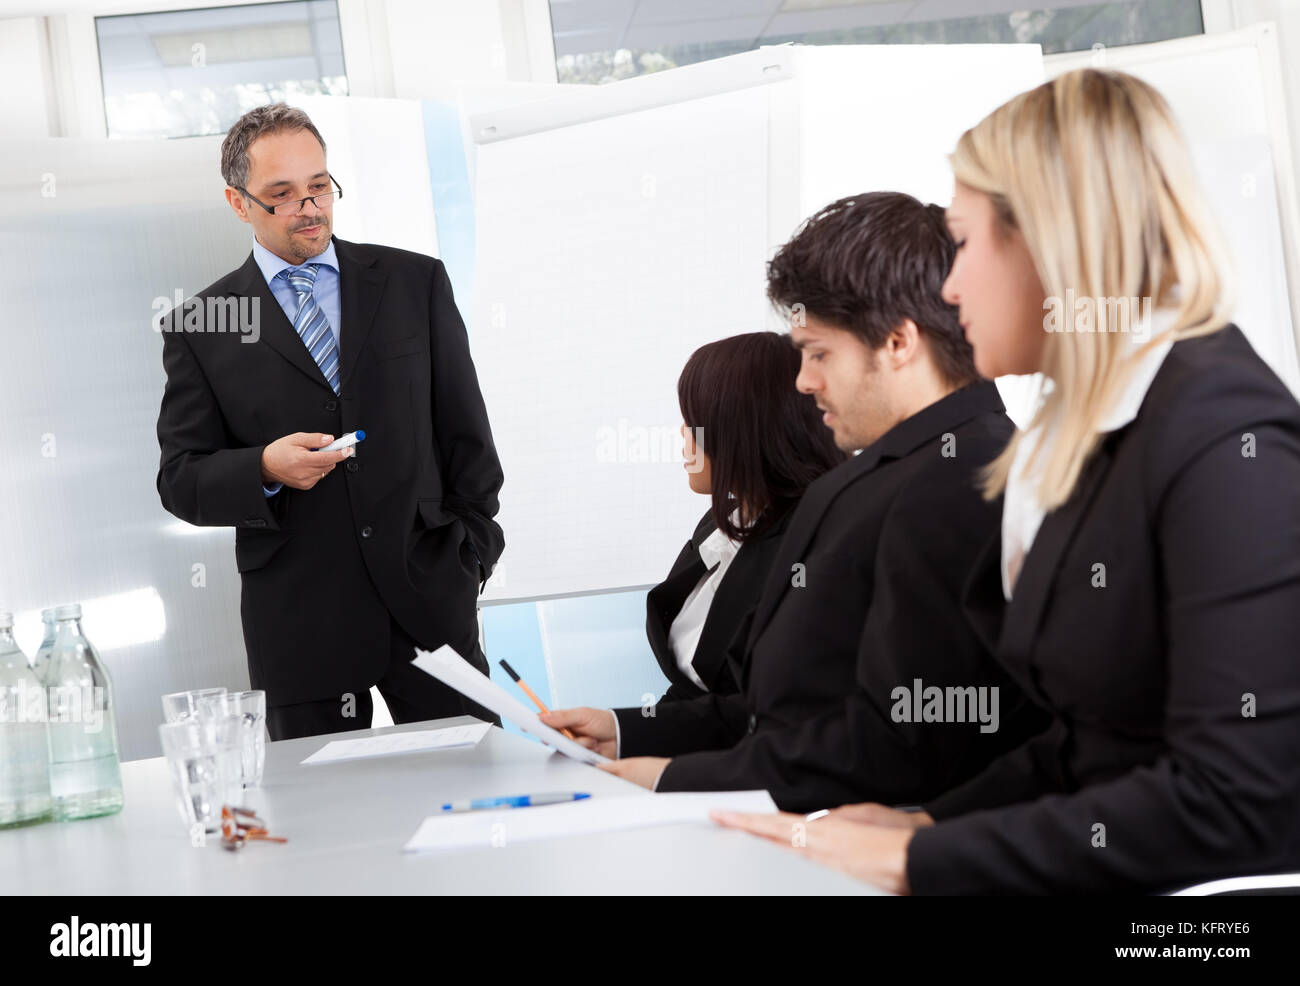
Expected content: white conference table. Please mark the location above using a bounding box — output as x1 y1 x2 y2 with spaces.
3 716 882 895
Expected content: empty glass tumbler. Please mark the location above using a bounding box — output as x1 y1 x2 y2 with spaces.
198 690 267 788
158 716 243 835
161 687 227 725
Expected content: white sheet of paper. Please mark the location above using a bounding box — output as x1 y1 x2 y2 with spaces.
300 722 491 765
411 645 609 765
403 789 777 852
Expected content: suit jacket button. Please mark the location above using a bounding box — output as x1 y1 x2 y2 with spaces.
345 459 359 472
747 713 757 734
324 399 338 412
360 526 373 538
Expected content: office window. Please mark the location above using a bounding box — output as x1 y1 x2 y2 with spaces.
549 0 1204 84
96 0 347 139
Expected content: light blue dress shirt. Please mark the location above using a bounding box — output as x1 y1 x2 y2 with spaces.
252 235 342 349
254 236 343 497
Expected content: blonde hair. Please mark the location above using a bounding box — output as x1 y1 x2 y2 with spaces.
951 68 1235 508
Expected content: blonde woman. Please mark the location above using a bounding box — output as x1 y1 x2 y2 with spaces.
715 68 1300 894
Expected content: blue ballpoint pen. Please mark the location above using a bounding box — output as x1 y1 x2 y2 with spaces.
440 792 591 813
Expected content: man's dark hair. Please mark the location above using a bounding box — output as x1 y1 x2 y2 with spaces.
766 191 977 387
221 103 326 190
678 332 848 542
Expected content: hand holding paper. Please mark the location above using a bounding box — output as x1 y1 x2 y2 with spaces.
411 645 610 765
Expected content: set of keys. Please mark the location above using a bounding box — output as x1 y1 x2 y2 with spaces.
220 805 289 852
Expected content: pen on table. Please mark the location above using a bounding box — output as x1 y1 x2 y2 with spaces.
315 429 366 453
441 792 591 813
498 659 578 740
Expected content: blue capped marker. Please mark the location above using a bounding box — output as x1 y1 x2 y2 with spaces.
316 430 365 452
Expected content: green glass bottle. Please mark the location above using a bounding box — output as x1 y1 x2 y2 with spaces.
42 604 124 820
30 607 57 680
0 610 54 827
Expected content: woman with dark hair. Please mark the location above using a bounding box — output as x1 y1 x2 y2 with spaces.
543 331 846 758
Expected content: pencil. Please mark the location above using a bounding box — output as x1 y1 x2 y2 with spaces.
498 659 578 741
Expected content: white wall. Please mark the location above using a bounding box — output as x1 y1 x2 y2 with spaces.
383 0 556 101
0 17 57 136
0 0 556 138
1207 2 1300 207
9 1 1300 146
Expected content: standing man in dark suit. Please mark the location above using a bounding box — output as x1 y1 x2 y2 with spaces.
545 193 1046 806
156 104 504 740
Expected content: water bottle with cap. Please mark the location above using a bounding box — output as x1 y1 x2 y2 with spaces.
43 603 124 820
0 610 54 827
30 607 57 680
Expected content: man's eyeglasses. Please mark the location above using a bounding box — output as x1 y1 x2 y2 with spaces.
235 175 343 217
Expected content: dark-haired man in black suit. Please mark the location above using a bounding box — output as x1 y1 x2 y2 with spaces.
545 192 1047 809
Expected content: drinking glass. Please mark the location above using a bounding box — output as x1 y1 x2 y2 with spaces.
161 687 227 725
158 716 242 834
197 690 267 788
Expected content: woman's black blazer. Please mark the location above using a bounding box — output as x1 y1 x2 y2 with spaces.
906 325 1300 894
640 504 795 702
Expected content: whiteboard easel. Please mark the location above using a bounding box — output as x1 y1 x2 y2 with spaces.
467 44 1044 602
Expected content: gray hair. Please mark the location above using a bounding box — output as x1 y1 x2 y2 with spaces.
220 103 327 190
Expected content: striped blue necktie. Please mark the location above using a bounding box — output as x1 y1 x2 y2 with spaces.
283 263 340 394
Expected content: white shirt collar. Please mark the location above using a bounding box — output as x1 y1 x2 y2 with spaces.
251 235 339 286
1021 303 1181 436
698 508 746 570
1001 302 1181 600
1096 311 1179 432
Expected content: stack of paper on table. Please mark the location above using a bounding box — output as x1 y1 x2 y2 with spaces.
301 722 491 765
403 790 777 852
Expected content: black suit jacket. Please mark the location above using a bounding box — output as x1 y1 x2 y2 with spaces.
614 505 794 754
650 381 1047 807
155 237 504 706
908 326 1300 894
